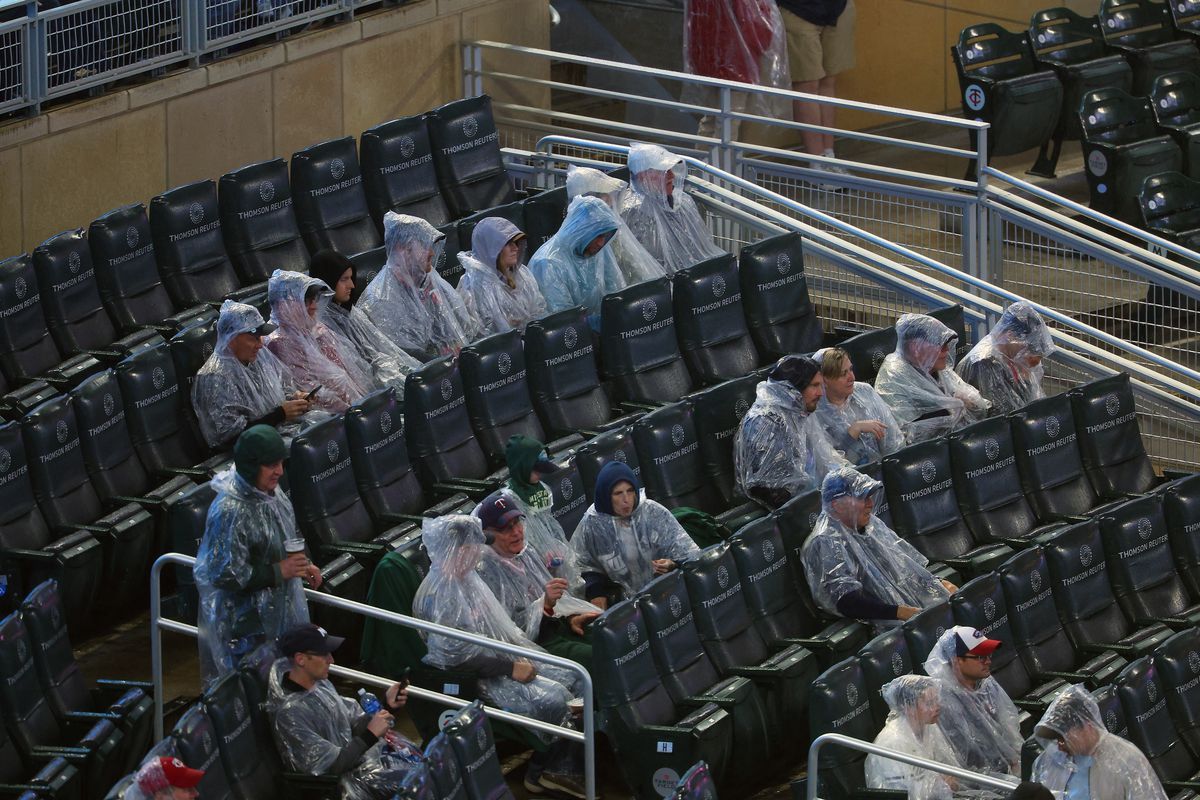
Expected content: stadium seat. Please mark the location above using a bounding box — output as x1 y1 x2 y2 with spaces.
1170 0 1200 40
202 671 276 799
167 314 217 446
601 278 695 404
0 254 74 386
736 232 823 361
456 199 525 256
1163 474 1200 597
218 158 310 284
1069 373 1158 497
631 401 716 514
396 763 436 800
424 95 516 219
1139 171 1200 247
439 700 514 800
927 304 968 356
901 601 955 671
686 375 758 510
434 221 463 286
772 488 822 589
856 628 915 729
520 187 568 255
807 658 892 800
148 179 243 308
308 551 370 670
0 712 79 800
171 705 239 800
573 425 640 504
672 254 760 386
423 730 468 800
290 137 381 257
1093 683 1130 739
837 326 895 386
1151 71 1200 177
1099 0 1200 95
547 454 589 539
360 115 452 230
348 247 385 306
1079 86 1184 223
1114 657 1200 789
163 481 215 625
1152 627 1200 756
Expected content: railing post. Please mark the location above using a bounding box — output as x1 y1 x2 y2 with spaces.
150 556 166 742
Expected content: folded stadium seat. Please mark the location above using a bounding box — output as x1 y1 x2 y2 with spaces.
1093 683 1131 740
290 136 382 257
1172 0 1200 40
1100 0 1200 94
927 304 967 352
0 720 78 800
951 23 1063 176
1079 86 1184 223
901 601 956 672
573 424 641 504
1114 657 1200 791
1068 372 1158 497
202 671 278 799
1152 72 1200 177
1152 628 1200 757
433 221 464 286
360 115 452 230
456 199 525 256
520 186 568 255
837 326 896 386
218 158 311 285
855 628 915 729
424 95 516 220
856 460 896 532
736 232 824 361
686 375 758 511
601 278 696 405
234 644 287 780
672 254 761 386
348 247 385 305
1163 474 1200 597
948 416 1066 548
882 437 1014 575
1027 7 1136 177
171 705 239 800
167 315 218 445
806 658 895 800
997 546 1127 689
163 481 215 626
396 763 436 800
148 179 244 307
403 355 506 501
87 204 208 334
1043 519 1174 658
439 700 514 800
308 552 370 670
591 599 733 797
547 454 589 539
771 488 822 586
423 730 468 800
1098 494 1200 630
288 414 413 563
1140 171 1200 246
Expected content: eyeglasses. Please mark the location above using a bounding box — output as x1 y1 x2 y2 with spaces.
960 654 993 662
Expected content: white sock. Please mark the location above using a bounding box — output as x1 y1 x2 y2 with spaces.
823 148 836 158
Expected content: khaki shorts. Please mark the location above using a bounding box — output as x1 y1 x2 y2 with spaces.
783 0 857 83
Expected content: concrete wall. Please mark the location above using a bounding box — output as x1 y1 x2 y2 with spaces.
0 0 550 258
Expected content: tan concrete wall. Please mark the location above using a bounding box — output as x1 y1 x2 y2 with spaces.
0 0 550 258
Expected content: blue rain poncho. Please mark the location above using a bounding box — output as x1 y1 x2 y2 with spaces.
564 166 667 285
812 381 905 467
619 143 724 274
865 675 962 799
957 301 1056 417
529 196 628 329
455 217 546 336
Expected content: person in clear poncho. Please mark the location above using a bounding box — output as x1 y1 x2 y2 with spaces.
308 249 422 396
874 314 991 445
1031 684 1167 800
957 301 1056 418
192 299 315 449
619 143 725 275
528 196 629 330
455 217 547 336
813 347 905 467
800 467 953 629
569 461 700 609
924 626 1022 780
125 756 204 800
564 165 667 285
356 212 479 362
193 425 321 685
733 354 848 509
865 675 962 799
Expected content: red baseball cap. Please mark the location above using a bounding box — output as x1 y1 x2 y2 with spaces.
952 626 1002 657
136 756 205 792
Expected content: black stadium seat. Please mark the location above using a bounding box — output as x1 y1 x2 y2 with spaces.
837 326 895 387
548 454 589 537
456 200 524 256
433 221 464 286
149 179 243 307
290 136 382 256
171 705 238 800
601 278 695 404
439 700 513 800
1068 373 1157 498
1163 474 1200 598
807 658 891 800
1139 171 1200 247
573 425 640 505
423 730 468 800
218 158 310 284
902 601 955 670
736 233 823 360
348 247 385 306
1151 71 1200 177
0 254 88 388
163 482 215 625
460 329 554 470
1114 656 1200 789
202 671 276 799
856 627 914 728
1152 627 1200 756
1099 0 1200 95
360 115 452 230
632 401 718 515
168 312 217 398
520 187 567 255
686 375 758 510
672 254 760 386
424 95 515 219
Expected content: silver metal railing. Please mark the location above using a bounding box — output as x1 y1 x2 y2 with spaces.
149 553 597 800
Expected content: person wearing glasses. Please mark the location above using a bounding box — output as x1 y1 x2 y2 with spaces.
924 626 1022 780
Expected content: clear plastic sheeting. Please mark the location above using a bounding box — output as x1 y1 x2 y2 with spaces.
865 675 961 799
812 381 905 467
357 213 478 361
681 0 790 117
455 217 546 336
924 628 1022 779
619 143 725 275
957 301 1056 418
874 314 990 444
193 468 310 685
319 301 420 401
529 196 628 328
1032 685 1168 800
564 169 668 286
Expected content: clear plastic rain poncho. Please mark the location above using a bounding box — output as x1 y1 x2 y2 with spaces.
357 213 479 361
957 301 1057 418
800 467 948 626
681 0 790 117
265 270 376 414
193 467 309 685
318 297 420 400
874 314 991 445
412 515 581 737
1032 685 1167 800
266 658 421 800
924 628 1022 779
565 165 668 286
619 143 725 275
812 380 905 467
529 196 628 329
455 217 547 337
865 676 962 799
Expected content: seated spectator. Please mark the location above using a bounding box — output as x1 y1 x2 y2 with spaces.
192 299 314 449
875 314 990 444
268 623 420 800
619 143 725 274
455 217 547 336
924 627 1021 779
800 467 953 628
813 346 904 466
528 196 628 330
264 270 376 414
307 249 421 395
474 490 599 669
1032 684 1167 800
357 212 478 362
412 515 587 799
865 675 961 799
128 756 204 800
569 461 700 609
565 165 666 284
194 425 321 685
957 301 1056 417
733 354 846 509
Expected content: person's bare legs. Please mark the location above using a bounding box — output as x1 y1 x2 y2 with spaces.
793 75 838 159
818 75 837 155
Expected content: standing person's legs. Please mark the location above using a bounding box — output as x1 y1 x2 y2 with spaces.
783 1 856 160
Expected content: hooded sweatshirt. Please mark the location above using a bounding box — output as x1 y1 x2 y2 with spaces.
529 196 628 329
455 217 546 336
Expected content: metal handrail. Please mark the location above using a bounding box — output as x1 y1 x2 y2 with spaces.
149 552 597 799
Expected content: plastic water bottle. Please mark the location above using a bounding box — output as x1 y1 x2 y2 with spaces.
357 688 382 715
546 552 564 577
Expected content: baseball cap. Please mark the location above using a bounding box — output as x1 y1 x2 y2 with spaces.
951 625 1002 657
478 490 525 532
277 623 345 657
136 757 205 793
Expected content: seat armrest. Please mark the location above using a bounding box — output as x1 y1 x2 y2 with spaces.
1012 697 1049 712
31 745 91 761
615 400 658 414
375 511 427 526
1035 669 1090 682
424 493 472 516
95 678 155 697
64 710 121 723
546 433 585 454
1081 641 1137 656
108 493 166 507
0 547 57 563
159 465 210 479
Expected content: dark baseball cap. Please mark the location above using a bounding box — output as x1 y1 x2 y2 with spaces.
478 491 525 532
278 623 345 657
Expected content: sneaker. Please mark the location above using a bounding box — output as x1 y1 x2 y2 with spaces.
523 773 547 794
823 160 850 176
538 771 591 800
